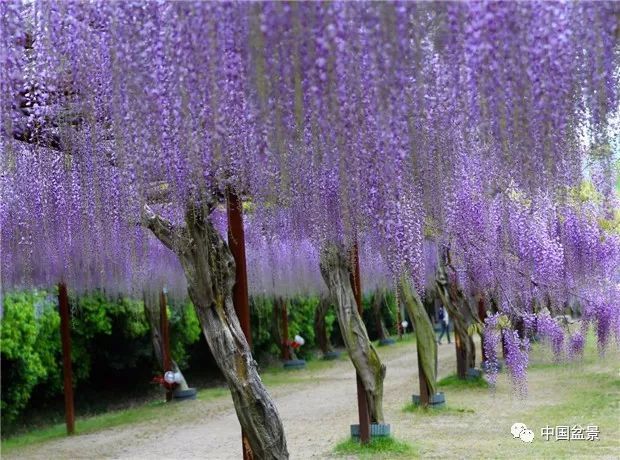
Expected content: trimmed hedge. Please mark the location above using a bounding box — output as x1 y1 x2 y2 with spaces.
1 288 394 429
0 290 201 429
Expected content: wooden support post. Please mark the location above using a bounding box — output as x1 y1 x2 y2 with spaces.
280 298 291 361
58 282 75 435
160 289 173 402
226 189 254 460
349 243 371 444
226 190 252 346
478 296 487 363
455 333 467 379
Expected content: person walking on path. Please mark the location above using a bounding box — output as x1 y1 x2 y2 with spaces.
437 305 451 344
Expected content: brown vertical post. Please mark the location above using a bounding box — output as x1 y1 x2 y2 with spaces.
478 296 487 362
226 190 252 346
226 189 253 460
58 282 75 435
349 243 371 444
280 298 291 361
455 333 467 379
160 289 173 402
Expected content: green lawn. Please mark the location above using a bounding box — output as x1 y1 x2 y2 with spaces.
390 332 620 459
334 437 418 459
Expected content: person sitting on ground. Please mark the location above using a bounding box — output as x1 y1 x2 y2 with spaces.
437 305 451 344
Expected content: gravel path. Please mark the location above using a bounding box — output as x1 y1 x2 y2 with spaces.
6 338 451 459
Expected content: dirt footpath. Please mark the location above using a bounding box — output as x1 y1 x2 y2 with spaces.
6 338 448 459
9 337 618 459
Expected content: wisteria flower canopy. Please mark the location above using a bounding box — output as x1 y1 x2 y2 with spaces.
2 4 619 457
1 1 618 320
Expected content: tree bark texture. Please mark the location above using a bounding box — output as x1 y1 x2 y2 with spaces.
399 277 438 406
319 242 386 423
144 203 288 459
314 295 333 354
435 259 478 379
371 290 390 341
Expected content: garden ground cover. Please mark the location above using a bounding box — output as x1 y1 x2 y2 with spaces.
2 332 618 459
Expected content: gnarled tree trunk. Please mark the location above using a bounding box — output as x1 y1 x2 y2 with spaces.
143 297 190 391
371 289 390 341
319 242 386 423
314 295 333 354
435 258 478 379
144 203 288 459
399 276 437 406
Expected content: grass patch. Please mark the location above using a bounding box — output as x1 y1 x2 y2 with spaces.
402 403 474 415
437 373 488 389
334 436 417 458
2 402 165 453
1 387 228 453
260 354 348 386
373 333 416 349
260 372 308 386
510 358 620 458
194 386 230 401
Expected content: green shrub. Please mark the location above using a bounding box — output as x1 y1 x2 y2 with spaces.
1 288 365 427
1 290 201 429
361 291 398 340
250 296 281 361
1 291 59 424
249 295 338 362
169 301 201 368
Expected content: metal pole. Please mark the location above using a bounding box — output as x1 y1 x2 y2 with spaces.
160 290 172 402
226 189 254 460
349 243 371 444
58 282 75 435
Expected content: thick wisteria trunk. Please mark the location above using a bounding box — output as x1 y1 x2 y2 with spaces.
319 243 385 423
314 295 333 354
436 263 478 379
143 299 190 391
399 277 438 406
372 290 390 341
144 203 288 459
453 327 476 378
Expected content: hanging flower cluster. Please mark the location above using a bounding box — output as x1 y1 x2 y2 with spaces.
1 2 618 383
502 329 530 398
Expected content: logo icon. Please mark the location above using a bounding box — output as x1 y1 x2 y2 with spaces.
520 429 535 443
511 423 534 443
